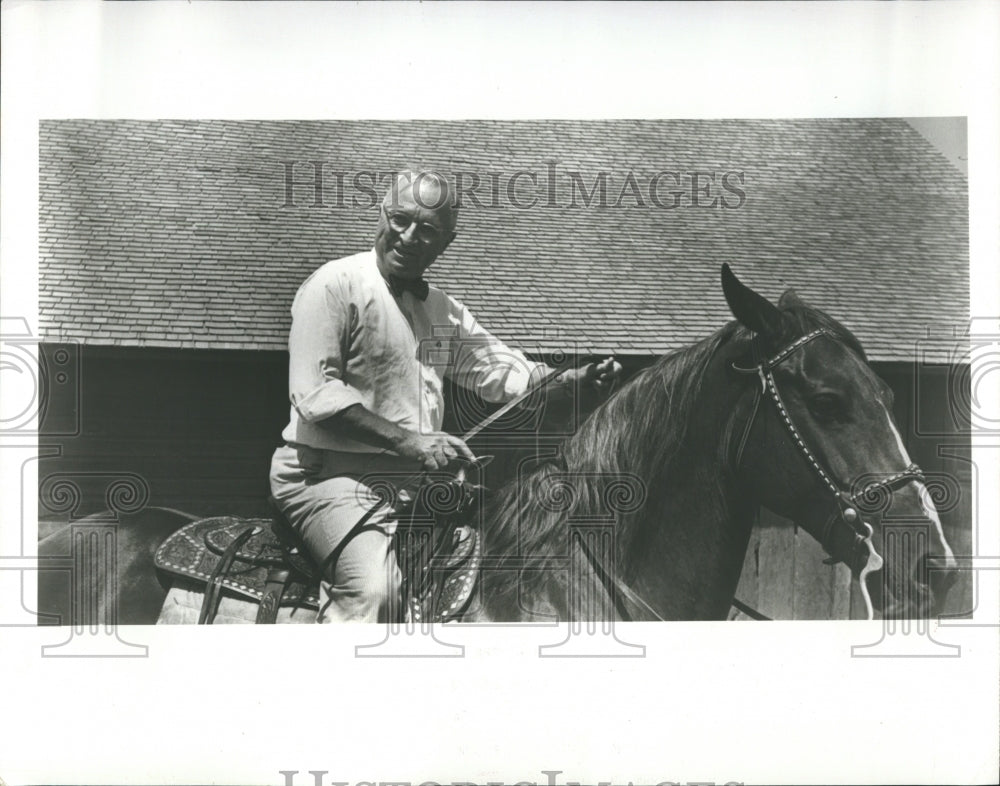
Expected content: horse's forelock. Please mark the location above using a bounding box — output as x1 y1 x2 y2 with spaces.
777 298 867 362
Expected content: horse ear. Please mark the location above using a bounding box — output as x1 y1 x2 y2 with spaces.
721 264 785 338
778 288 806 309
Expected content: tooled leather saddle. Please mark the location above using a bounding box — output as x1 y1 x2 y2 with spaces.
153 474 486 625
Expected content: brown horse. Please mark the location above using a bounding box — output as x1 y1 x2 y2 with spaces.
37 266 958 624
469 265 957 621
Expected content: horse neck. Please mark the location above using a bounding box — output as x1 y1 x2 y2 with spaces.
626 349 757 619
475 336 758 622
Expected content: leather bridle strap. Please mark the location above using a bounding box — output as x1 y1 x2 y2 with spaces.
575 534 665 621
730 328 925 619
732 330 830 472
733 363 765 471
736 330 924 541
198 523 257 625
255 567 291 624
731 598 772 621
733 329 925 501
461 359 576 442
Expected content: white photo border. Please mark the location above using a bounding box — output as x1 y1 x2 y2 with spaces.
1 2 997 785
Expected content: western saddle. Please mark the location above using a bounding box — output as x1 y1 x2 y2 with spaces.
154 464 487 624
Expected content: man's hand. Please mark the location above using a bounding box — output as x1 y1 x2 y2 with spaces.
395 430 476 471
585 356 623 393
326 405 475 470
558 356 623 394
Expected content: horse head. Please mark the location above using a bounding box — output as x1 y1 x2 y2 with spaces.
721 264 958 618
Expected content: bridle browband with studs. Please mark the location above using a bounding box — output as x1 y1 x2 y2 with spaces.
731 328 925 618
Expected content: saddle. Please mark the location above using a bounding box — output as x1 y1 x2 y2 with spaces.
154 484 484 625
154 515 321 623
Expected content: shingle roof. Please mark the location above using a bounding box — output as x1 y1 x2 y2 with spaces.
39 119 968 361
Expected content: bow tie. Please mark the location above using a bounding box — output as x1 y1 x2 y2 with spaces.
387 275 429 301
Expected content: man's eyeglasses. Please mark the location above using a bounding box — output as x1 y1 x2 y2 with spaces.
382 205 444 245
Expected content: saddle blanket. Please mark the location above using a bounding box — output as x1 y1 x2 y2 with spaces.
157 578 319 624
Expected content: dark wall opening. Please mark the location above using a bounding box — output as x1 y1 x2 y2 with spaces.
39 345 290 526
36 344 611 527
38 345 972 619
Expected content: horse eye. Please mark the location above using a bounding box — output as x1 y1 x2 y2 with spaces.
808 394 842 421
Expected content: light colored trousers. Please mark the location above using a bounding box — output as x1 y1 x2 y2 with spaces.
269 443 409 623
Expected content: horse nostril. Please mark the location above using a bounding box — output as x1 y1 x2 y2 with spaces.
927 555 959 604
926 554 958 578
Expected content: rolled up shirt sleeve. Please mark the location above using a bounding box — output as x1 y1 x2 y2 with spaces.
287 271 366 422
448 301 552 403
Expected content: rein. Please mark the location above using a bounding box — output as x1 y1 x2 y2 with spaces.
461 359 577 442
298 334 919 623
575 521 774 622
314 359 577 595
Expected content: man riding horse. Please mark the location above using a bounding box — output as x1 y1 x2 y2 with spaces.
268 169 622 622
43 219 957 623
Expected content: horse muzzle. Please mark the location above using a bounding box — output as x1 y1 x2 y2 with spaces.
926 553 959 615
824 508 960 618
820 505 877 576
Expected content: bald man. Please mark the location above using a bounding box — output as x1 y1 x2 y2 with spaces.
269 170 620 622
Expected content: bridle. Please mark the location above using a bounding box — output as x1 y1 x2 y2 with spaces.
582 328 924 623
730 328 924 617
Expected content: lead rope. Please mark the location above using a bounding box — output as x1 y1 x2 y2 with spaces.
857 538 884 621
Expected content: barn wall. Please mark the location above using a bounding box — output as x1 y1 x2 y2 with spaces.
35 344 593 528
39 346 971 619
38 345 290 526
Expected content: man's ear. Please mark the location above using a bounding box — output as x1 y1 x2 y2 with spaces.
721 263 785 339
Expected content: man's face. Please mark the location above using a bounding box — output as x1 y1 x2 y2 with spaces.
374 178 456 280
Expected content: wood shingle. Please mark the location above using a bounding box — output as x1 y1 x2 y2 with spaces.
39 119 968 362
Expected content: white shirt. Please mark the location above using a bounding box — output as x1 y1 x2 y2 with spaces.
281 249 552 452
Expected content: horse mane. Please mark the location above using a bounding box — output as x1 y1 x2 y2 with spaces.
482 322 740 607
480 291 867 613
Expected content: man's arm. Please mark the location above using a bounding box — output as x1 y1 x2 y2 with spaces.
549 356 623 397
287 271 471 470
446 298 622 404
324 404 475 471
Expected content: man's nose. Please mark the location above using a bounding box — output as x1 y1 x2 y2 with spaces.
398 223 419 244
